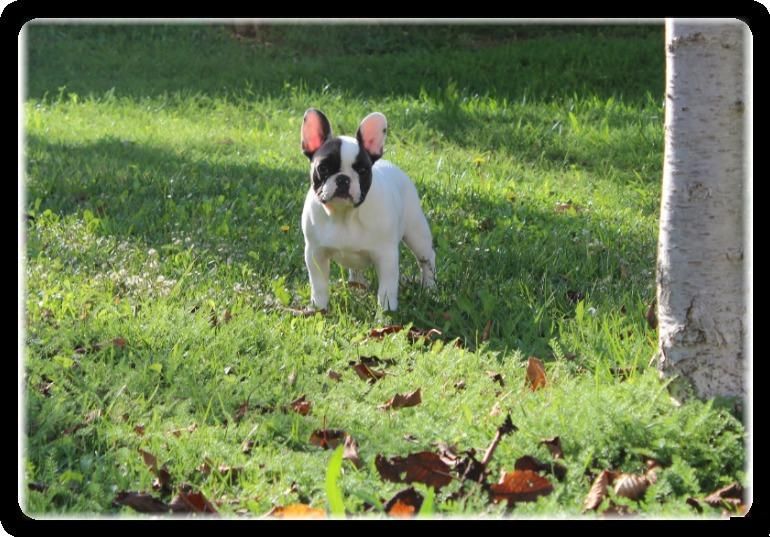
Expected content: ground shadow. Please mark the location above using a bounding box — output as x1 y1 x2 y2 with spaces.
26 132 656 359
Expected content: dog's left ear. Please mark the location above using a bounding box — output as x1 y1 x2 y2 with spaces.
356 112 387 163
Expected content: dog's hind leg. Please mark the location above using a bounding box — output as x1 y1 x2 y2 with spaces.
403 215 436 289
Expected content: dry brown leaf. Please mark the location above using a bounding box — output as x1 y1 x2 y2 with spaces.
583 470 617 511
375 451 453 490
267 504 326 519
369 325 442 345
369 325 405 339
566 290 585 303
113 491 169 513
646 299 658 329
241 440 255 455
152 468 172 494
112 337 127 348
133 424 145 436
613 473 649 500
686 497 704 513
526 357 547 391
234 401 249 423
540 436 564 459
407 327 443 344
138 449 158 472
490 470 554 504
704 482 744 507
168 423 198 437
384 487 423 518
380 388 422 410
309 428 346 450
350 360 387 383
169 486 218 514
216 465 242 482
327 369 342 382
343 434 363 469
290 395 312 416
514 455 567 482
487 371 505 387
454 380 466 390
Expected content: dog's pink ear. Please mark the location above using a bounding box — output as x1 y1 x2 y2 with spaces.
301 108 332 159
356 112 387 162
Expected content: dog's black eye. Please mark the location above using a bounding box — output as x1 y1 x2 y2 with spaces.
353 164 369 175
317 163 329 176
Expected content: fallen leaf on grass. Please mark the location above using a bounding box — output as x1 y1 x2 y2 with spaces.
290 395 312 416
490 470 554 504
380 388 422 410
327 369 342 382
242 440 255 454
686 497 704 513
138 449 172 494
343 434 363 469
28 482 47 493
267 504 326 519
583 470 617 512
454 380 466 390
540 436 564 459
112 337 127 348
385 487 423 518
350 360 387 383
133 424 145 436
704 482 744 508
513 456 567 482
602 503 634 517
216 465 242 483
114 491 169 513
36 378 54 397
169 486 218 514
375 451 453 490
234 401 250 423
369 325 442 344
613 473 650 500
168 423 198 437
526 357 547 391
555 200 582 213
646 299 658 329
139 449 158 471
309 429 346 450
487 371 505 387
63 409 102 436
566 290 585 303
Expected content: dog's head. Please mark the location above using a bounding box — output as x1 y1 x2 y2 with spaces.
301 108 387 211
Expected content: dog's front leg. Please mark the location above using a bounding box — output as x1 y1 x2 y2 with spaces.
373 249 400 311
305 245 331 311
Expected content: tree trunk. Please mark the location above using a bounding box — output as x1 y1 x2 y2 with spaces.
656 20 748 400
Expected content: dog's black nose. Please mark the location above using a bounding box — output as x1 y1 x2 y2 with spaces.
336 174 351 193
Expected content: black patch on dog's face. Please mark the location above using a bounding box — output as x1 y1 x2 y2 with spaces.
311 139 342 194
352 147 372 206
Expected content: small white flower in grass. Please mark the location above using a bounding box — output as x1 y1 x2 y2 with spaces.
147 248 158 257
587 307 597 316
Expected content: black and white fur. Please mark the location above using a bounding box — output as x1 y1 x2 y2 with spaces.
300 108 436 311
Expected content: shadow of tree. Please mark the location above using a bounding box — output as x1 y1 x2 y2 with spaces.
25 23 664 105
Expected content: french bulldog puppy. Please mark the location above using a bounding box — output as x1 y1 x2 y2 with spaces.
300 108 436 311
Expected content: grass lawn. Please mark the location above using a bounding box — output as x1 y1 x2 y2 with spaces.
21 22 747 518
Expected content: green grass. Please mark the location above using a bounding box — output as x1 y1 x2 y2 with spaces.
22 23 746 518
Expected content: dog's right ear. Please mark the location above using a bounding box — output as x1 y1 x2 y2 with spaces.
301 108 332 159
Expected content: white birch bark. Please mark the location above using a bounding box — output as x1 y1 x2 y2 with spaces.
656 19 748 400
